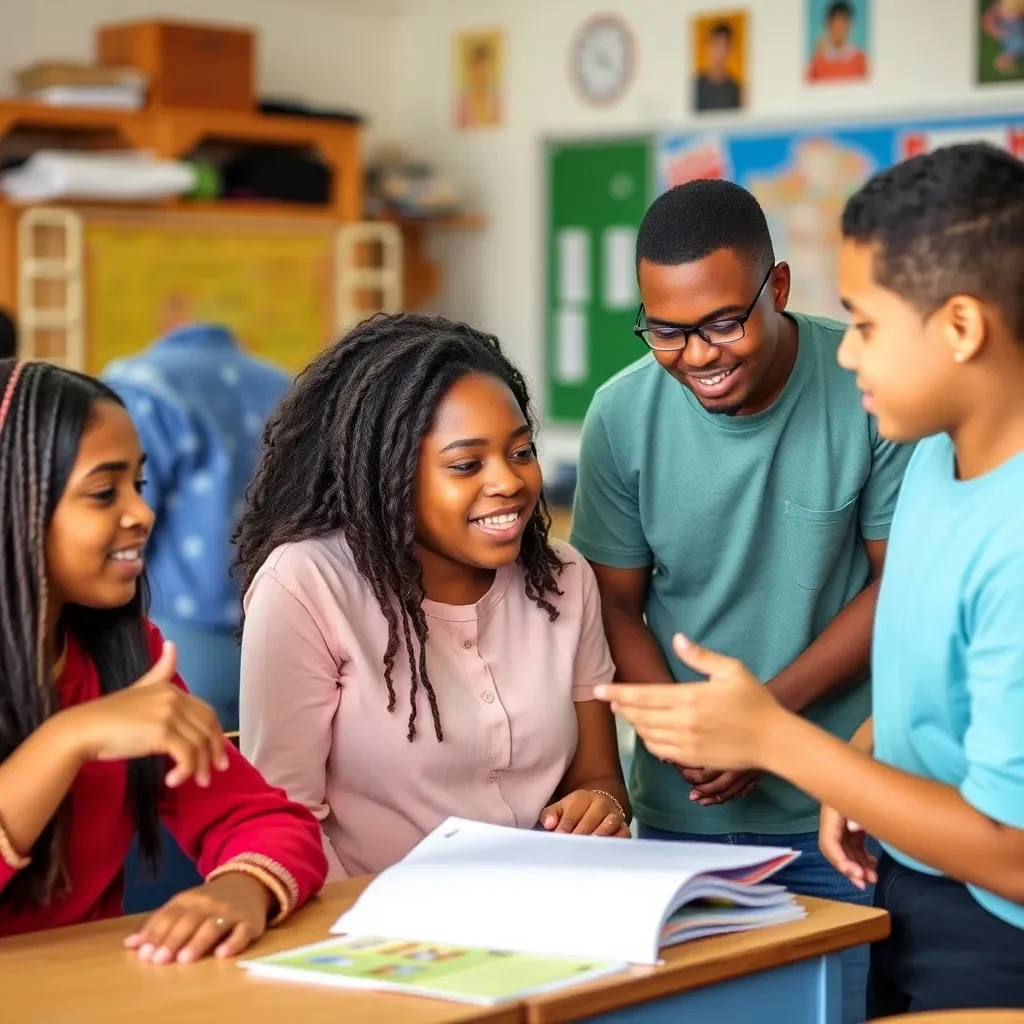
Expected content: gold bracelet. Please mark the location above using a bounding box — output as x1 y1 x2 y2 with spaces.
590 789 628 822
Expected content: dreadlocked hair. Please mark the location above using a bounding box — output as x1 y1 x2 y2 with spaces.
233 312 565 743
0 360 163 912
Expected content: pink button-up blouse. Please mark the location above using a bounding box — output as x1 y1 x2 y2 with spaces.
239 533 614 878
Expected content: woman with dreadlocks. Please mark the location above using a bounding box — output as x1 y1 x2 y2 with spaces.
0 359 326 958
236 313 630 878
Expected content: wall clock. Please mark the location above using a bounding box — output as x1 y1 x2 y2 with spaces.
570 13 636 107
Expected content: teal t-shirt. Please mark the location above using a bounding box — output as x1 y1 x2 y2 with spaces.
570 312 913 835
873 433 1024 930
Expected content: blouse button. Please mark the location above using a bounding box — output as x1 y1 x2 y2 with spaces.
463 640 473 650
487 771 498 783
483 691 495 703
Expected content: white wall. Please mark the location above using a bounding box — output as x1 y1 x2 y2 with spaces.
393 0 1024 463
0 0 401 143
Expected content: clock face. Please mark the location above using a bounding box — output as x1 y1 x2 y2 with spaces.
572 14 635 106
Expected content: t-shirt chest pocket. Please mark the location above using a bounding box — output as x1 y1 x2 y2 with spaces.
784 497 858 592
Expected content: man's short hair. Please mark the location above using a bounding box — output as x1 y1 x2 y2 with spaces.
636 178 775 273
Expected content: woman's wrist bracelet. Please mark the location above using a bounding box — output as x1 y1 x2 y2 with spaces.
590 789 628 823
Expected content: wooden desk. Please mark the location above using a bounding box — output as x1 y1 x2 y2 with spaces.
0 882 887 1024
522 896 889 1024
0 879 516 1024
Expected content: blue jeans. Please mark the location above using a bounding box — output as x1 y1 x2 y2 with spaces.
638 823 876 1024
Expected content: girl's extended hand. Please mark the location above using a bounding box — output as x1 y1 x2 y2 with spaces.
819 805 878 890
540 789 630 837
61 642 229 788
595 634 783 771
125 873 273 964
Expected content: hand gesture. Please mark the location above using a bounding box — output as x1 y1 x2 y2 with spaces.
64 642 229 788
125 873 272 965
688 769 762 806
540 789 630 837
819 805 878 890
670 765 760 805
595 634 781 771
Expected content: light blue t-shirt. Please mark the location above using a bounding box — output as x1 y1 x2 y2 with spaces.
103 324 290 631
873 433 1024 930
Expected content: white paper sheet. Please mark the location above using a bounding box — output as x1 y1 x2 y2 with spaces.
554 307 587 384
603 226 637 309
557 228 590 304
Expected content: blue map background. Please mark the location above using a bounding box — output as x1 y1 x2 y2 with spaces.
657 113 1024 317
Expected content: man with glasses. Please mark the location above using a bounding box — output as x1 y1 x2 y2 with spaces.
570 178 912 1024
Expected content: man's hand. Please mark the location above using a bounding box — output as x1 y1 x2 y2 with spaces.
672 765 760 805
689 769 762 806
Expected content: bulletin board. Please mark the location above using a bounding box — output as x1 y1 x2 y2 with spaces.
545 136 653 422
657 112 1024 323
545 109 1024 425
83 213 337 376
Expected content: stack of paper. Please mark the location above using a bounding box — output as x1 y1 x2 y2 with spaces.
16 62 147 109
25 86 144 110
330 817 805 966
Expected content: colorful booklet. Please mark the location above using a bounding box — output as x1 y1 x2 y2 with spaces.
241 935 625 1006
331 817 805 965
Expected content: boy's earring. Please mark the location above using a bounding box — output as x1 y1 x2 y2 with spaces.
954 351 967 363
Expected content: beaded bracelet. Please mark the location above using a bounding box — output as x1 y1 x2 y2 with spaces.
590 789 628 823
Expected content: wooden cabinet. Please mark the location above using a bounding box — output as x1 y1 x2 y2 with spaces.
97 20 255 111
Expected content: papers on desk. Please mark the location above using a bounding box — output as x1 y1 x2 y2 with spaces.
330 817 805 966
241 936 625 1006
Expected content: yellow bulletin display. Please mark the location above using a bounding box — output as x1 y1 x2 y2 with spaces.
84 219 336 375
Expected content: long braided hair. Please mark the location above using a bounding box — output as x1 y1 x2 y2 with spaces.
233 313 565 742
0 360 162 911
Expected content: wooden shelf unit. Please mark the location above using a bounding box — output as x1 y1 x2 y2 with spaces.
0 99 362 217
0 99 486 318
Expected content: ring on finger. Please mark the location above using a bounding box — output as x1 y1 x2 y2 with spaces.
214 917 229 930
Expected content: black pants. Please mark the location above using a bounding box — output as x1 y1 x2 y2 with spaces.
868 853 1024 1018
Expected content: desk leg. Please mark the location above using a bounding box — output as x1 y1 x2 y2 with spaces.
582 955 842 1024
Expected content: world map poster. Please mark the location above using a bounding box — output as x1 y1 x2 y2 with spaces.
656 113 1024 319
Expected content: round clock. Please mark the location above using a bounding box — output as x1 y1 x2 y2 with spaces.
570 13 636 107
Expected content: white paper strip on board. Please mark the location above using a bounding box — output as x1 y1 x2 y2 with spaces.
603 226 636 309
555 306 587 384
557 228 590 304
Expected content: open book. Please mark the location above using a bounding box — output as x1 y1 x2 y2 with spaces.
330 817 805 965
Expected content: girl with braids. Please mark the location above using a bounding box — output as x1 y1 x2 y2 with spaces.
237 313 630 879
0 359 327 959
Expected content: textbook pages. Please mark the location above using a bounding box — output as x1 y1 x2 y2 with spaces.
241 936 625 1006
331 817 805 965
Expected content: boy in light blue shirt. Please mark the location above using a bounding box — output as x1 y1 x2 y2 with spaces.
599 143 1024 1014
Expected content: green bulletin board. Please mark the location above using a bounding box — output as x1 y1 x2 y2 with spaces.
545 136 654 422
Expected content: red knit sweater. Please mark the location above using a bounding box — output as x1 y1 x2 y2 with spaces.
0 623 327 937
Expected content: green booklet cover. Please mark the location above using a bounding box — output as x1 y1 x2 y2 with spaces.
241 935 625 1006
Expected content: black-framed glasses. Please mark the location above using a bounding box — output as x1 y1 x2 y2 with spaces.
633 265 775 352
